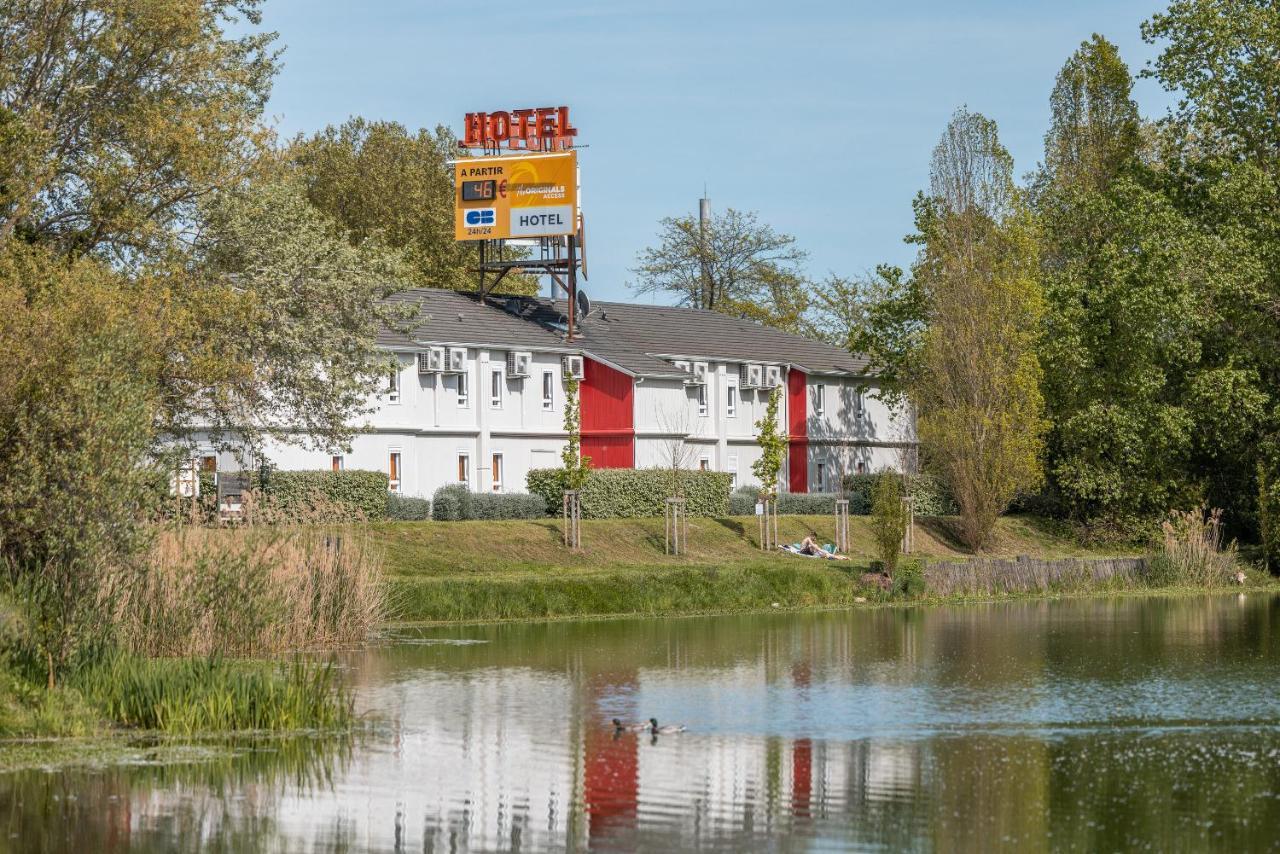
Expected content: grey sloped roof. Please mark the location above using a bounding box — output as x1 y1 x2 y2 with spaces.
380 288 872 377
579 300 872 375
377 289 567 351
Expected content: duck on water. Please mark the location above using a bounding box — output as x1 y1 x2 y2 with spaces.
612 718 687 735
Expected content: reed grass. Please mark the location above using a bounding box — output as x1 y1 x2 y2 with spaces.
1153 507 1239 587
69 652 352 734
116 526 388 658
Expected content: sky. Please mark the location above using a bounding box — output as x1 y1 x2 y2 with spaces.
252 0 1178 304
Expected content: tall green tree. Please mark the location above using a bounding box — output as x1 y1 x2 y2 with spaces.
630 207 810 332
1141 1 1280 533
0 0 277 260
1033 36 1213 528
289 119 533 293
912 109 1047 550
184 170 412 454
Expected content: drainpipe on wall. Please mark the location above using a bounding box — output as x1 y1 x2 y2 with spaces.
476 350 490 492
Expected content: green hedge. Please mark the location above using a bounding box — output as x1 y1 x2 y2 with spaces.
842 472 955 516
431 484 545 521
149 467 390 521
526 467 731 518
729 486 858 515
386 493 431 521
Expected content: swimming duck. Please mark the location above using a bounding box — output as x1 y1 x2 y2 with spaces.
649 717 687 735
612 718 648 733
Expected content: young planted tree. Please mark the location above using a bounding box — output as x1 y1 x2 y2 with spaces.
869 472 909 573
913 109 1046 550
630 207 810 332
561 375 591 491
752 386 789 497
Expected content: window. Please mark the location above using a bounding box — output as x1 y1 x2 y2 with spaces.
457 453 470 485
491 453 503 493
331 455 344 472
387 361 400 404
816 460 826 492
856 387 866 419
457 371 469 408
728 454 739 488
697 384 708 417
856 460 867 475
726 384 738 418
388 452 402 493
699 457 710 472
814 383 825 417
200 455 217 473
542 370 555 411
490 368 503 409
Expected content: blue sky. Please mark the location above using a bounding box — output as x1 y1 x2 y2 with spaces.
255 0 1176 303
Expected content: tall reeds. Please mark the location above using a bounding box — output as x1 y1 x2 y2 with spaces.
1153 507 1238 588
116 526 388 658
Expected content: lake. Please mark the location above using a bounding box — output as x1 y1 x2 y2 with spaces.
3 594 1280 852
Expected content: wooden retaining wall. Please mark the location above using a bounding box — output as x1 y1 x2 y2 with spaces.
924 556 1148 596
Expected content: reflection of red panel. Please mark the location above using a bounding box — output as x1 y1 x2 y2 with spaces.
585 726 639 838
581 358 634 469
787 368 808 493
792 738 813 818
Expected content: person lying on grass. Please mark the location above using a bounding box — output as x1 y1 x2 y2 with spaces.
789 537 849 560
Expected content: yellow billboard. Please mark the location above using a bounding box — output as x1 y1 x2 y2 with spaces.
454 150 578 241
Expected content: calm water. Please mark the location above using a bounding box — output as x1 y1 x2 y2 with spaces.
4 594 1280 852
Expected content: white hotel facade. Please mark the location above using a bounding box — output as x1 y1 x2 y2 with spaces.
199 289 915 496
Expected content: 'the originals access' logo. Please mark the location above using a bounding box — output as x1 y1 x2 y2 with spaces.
465 208 496 227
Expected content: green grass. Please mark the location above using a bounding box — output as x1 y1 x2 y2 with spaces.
374 514 1143 624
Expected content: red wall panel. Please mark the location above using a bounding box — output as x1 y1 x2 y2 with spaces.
787 368 808 492
580 358 634 469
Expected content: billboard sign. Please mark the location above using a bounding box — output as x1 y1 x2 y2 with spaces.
454 150 577 241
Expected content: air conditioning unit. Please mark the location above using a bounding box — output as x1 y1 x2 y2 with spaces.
417 350 443 374
562 354 585 380
447 347 468 373
764 365 783 388
506 351 532 378
740 363 763 388
688 361 709 384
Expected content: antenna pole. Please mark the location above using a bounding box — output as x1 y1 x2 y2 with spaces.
698 195 711 309
566 233 577 342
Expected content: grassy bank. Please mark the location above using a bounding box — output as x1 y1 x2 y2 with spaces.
376 514 1145 623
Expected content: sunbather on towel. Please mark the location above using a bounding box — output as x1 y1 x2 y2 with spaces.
797 537 849 560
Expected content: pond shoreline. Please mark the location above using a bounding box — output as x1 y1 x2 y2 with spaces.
386 576 1279 629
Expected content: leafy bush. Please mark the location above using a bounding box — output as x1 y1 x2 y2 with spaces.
526 468 731 518
892 559 925 599
729 485 762 515
431 484 469 521
870 472 908 573
433 484 546 520
776 492 851 515
386 493 431 521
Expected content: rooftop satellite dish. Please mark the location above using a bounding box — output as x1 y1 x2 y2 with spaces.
576 289 592 319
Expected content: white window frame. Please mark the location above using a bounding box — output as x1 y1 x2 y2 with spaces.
726 383 738 418
387 358 401 405
457 452 471 486
856 387 866 419
457 371 469 408
491 452 503 493
331 455 344 472
490 367 504 409
728 454 739 488
816 460 826 492
814 383 825 417
697 384 708 417
699 456 710 472
542 370 555 411
388 450 402 493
